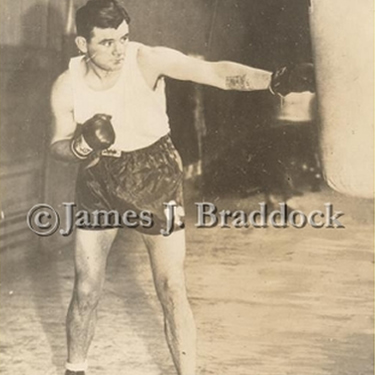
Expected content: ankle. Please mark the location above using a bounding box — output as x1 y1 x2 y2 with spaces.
65 360 88 374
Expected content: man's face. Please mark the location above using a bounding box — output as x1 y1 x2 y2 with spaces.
84 20 129 71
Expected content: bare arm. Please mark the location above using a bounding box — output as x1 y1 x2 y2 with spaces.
139 46 272 91
50 71 78 162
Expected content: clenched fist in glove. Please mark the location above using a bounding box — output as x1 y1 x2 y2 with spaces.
269 63 315 96
71 114 115 159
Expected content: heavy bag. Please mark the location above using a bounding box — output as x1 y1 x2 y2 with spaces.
309 0 373 198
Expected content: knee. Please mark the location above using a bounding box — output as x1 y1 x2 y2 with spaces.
156 275 187 307
74 279 102 313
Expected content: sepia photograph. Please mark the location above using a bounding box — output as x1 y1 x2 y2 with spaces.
0 0 373 374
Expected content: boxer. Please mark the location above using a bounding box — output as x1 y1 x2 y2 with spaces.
50 1 314 374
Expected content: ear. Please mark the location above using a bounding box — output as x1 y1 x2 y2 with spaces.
75 36 88 54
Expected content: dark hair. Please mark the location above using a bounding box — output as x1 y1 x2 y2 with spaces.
76 0 131 40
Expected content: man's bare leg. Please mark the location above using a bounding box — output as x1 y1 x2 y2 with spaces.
66 229 118 365
142 230 196 375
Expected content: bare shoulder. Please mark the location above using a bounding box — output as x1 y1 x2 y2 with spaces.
137 44 185 65
51 70 74 111
136 45 172 88
52 70 73 94
137 44 162 71
137 44 195 85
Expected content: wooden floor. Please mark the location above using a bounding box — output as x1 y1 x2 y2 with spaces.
0 185 373 375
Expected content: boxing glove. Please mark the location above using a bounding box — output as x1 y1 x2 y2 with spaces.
269 63 315 96
71 114 116 159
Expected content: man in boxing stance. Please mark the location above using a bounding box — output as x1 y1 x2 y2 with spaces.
50 1 314 374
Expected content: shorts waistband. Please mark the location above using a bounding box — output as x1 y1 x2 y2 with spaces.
101 134 172 158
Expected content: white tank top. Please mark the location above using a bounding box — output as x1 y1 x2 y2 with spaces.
69 42 170 151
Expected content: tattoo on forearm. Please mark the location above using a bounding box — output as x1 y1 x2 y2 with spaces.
225 74 253 90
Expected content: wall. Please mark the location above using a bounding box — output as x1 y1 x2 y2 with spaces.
201 0 313 191
0 0 69 249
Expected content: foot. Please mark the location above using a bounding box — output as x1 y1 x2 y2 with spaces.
65 371 85 375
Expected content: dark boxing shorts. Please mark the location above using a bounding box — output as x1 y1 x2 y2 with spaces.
75 134 184 235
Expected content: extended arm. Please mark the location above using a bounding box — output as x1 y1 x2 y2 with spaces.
140 46 315 95
140 46 272 91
